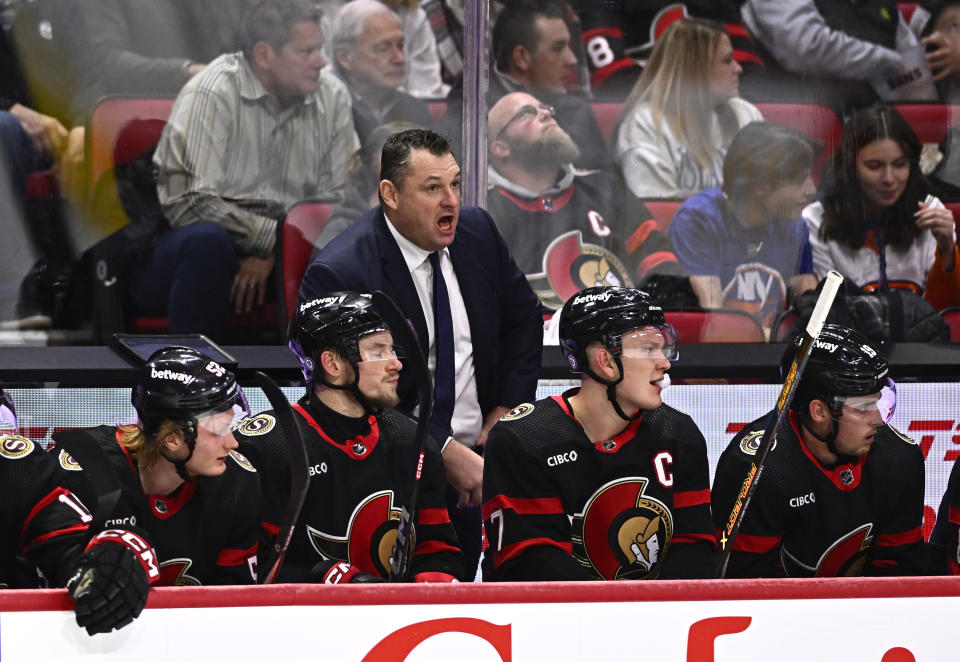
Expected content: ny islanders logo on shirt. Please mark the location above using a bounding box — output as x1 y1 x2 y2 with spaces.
571 477 673 580
722 263 787 329
528 231 633 311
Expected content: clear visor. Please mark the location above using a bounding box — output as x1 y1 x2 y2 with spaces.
196 390 250 436
619 325 679 361
356 331 405 364
841 378 897 423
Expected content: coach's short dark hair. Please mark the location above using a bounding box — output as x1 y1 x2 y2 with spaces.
380 129 452 190
492 0 567 72
240 0 321 61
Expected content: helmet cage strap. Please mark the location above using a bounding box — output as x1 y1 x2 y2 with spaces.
581 343 640 423
157 417 197 481
800 396 855 464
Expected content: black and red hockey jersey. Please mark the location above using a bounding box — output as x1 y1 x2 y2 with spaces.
573 0 763 98
1 434 92 588
930 459 960 575
51 426 261 586
482 391 715 581
712 411 924 577
236 393 462 582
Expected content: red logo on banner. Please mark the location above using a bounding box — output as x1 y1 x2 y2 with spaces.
363 618 511 661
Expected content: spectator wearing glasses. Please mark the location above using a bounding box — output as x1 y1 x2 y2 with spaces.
486 91 684 312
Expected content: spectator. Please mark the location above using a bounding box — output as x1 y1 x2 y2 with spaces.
910 0 960 200
712 324 923 577
51 347 261 586
330 0 432 143
667 122 818 331
237 293 462 583
486 90 684 311
613 18 762 200
313 120 423 252
480 0 608 171
803 105 960 311
75 0 247 105
134 0 358 340
299 128 543 580
482 286 714 581
321 0 450 99
573 0 764 101
740 0 954 111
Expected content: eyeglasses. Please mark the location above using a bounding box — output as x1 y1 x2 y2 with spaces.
494 104 555 141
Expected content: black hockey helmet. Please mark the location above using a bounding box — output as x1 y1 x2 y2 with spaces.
559 286 678 420
0 387 17 432
781 324 894 418
131 346 249 441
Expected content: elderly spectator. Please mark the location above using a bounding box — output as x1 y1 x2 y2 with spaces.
330 0 431 143
128 0 358 340
300 128 543 580
487 91 683 311
667 121 818 332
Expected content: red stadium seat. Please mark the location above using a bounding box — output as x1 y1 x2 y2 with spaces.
592 102 620 145
664 309 766 344
771 308 799 342
87 96 175 197
892 103 960 144
753 103 842 183
939 307 960 341
643 200 684 231
278 200 335 324
899 2 919 23
428 101 447 123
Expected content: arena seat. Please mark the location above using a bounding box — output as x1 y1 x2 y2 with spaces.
898 2 919 23
771 308 799 342
892 103 960 144
278 200 336 325
428 100 447 123
939 307 960 342
87 96 175 199
643 199 684 231
664 309 766 344
753 103 842 183
591 102 621 145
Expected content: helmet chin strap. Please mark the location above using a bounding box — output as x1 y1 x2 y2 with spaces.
160 418 197 481
582 354 641 422
800 413 856 466
318 361 382 417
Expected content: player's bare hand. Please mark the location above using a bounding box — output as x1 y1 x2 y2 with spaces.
9 103 68 156
443 439 483 508
923 32 956 82
230 253 275 313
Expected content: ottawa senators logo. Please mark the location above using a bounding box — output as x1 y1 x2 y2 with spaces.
633 3 689 62
58 449 83 471
228 449 257 472
781 523 874 577
158 558 201 586
0 434 34 459
528 231 634 311
501 403 534 421
306 490 409 578
571 477 673 580
738 430 776 456
236 414 275 436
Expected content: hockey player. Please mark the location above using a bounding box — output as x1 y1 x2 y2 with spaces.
1 388 158 635
931 459 960 574
482 285 715 580
237 292 462 583
52 347 261 585
712 324 924 577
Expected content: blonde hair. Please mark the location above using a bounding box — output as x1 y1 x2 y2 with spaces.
117 420 181 469
614 18 737 170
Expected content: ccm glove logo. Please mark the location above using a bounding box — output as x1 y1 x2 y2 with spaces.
87 529 161 582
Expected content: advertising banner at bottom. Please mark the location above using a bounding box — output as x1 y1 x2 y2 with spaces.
1 580 957 661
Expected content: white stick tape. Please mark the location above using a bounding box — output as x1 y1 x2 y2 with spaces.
805 270 843 338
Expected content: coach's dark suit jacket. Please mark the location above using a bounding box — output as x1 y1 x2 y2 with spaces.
298 205 543 419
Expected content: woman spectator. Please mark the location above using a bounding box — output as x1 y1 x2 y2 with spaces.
804 105 960 310
612 17 762 200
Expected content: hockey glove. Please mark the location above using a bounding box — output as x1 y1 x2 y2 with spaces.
312 560 385 584
67 528 160 635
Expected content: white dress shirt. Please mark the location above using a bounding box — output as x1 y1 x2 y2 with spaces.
385 217 482 447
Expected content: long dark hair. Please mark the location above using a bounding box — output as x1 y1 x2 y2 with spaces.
819 105 930 251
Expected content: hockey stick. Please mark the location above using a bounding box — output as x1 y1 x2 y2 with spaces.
372 290 433 582
55 429 123 534
713 270 844 578
254 370 311 585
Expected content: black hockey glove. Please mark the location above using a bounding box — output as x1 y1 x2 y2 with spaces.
67 529 160 635
312 560 385 584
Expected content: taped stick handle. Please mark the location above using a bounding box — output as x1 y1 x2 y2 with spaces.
805 270 843 338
